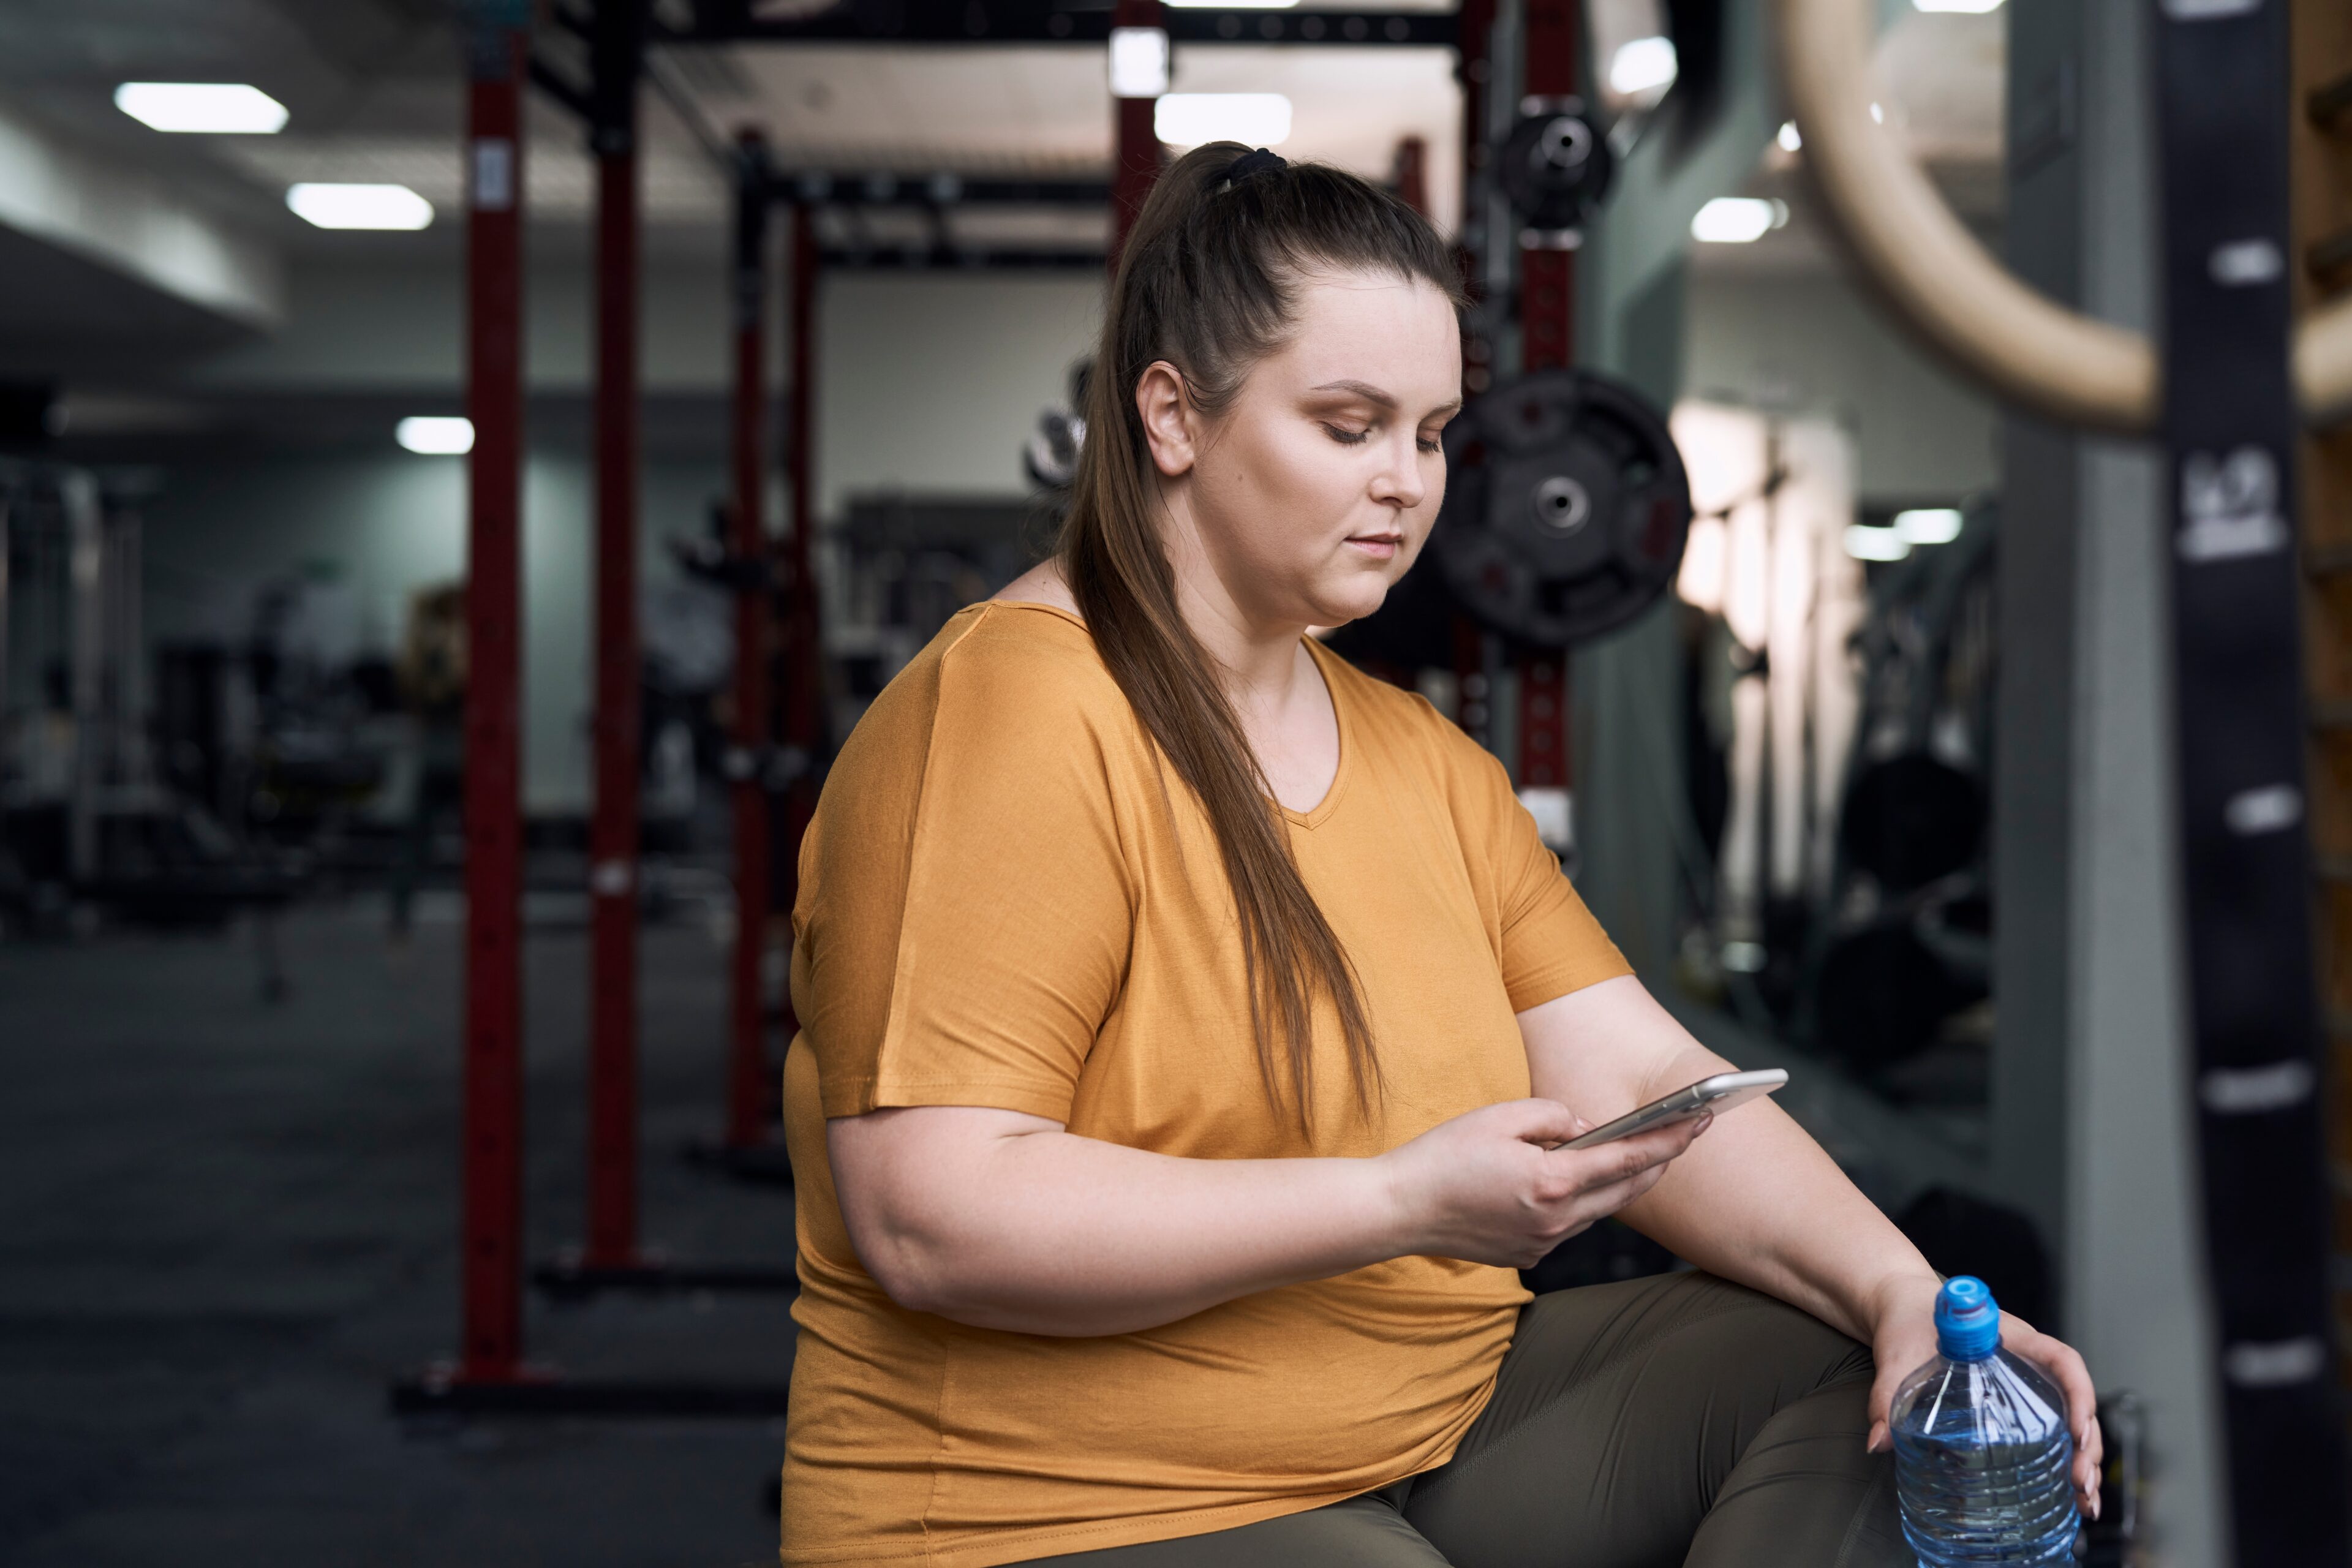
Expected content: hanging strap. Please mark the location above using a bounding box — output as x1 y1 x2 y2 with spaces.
2155 1 2351 1560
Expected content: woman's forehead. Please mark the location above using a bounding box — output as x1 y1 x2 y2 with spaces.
1267 276 1460 399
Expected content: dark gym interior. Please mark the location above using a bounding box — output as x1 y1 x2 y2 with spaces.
4 0 2350 1563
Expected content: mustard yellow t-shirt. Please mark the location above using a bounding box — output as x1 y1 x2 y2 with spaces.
780 600 1629 1567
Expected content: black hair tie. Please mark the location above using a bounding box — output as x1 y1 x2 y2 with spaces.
1219 148 1287 189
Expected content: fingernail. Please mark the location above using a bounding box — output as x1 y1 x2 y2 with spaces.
1692 1112 1714 1135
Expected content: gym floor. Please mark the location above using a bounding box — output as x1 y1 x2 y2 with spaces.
0 900 798 1567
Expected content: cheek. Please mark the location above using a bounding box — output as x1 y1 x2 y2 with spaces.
1202 427 1362 556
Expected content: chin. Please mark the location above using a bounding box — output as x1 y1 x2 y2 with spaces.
1305 579 1394 630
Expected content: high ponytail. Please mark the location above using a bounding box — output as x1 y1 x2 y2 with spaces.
1060 143 1465 1120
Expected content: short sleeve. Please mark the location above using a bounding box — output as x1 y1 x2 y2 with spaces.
1448 730 1629 1012
798 618 1134 1122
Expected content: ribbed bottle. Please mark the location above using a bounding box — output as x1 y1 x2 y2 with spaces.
1890 1276 2079 1566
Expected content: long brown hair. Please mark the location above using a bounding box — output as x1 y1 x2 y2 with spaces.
1060 142 1466 1117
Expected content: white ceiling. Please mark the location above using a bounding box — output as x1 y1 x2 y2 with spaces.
1691 6 2005 279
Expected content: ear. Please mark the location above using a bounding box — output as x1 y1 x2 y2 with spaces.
1134 361 1199 478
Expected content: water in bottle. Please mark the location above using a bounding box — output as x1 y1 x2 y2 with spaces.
1890 1276 2079 1566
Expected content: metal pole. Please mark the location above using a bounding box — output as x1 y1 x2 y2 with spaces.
1515 0 1577 791
771 202 823 1071
459 0 529 1385
1110 0 1164 269
64 470 100 885
725 132 775 1152
585 0 646 1272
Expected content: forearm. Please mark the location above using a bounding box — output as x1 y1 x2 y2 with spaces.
836 1116 1406 1336
1616 1039 1936 1342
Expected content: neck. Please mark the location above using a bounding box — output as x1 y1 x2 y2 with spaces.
1157 492 1314 716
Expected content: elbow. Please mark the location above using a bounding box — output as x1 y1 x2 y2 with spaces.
844 1200 972 1318
864 1238 955 1317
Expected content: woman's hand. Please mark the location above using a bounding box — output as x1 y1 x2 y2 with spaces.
1863 1272 2105 1520
1377 1098 1708 1269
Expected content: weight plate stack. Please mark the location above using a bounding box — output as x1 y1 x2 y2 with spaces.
1431 368 1693 648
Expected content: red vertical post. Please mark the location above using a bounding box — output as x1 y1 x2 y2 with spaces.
725 134 774 1152
584 0 645 1268
1110 0 1165 269
772 203 822 1057
1390 135 1430 220
459 4 528 1384
1517 0 1580 790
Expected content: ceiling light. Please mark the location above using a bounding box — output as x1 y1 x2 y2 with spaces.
397 417 474 456
287 183 434 231
1166 0 1294 7
1870 102 1885 123
1893 507 1964 545
1844 524 1910 562
114 82 287 134
1914 0 2002 11
1156 93 1292 148
1108 26 1170 99
1777 120 1803 152
1690 197 1787 244
1608 36 1679 96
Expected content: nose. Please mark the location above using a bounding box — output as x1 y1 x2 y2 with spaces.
1368 430 1430 511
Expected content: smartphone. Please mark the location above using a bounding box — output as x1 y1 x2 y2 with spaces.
1556 1068 1789 1151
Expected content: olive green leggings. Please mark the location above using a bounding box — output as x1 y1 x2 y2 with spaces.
1026 1272 1907 1568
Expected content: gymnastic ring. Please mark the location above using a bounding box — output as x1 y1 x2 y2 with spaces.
1774 0 2352 432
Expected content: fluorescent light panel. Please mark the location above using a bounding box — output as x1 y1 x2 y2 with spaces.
1844 524 1910 562
287 183 434 231
1108 27 1170 98
1608 36 1678 96
1893 507 1964 544
115 82 287 134
1691 197 1785 244
1155 93 1293 148
397 417 474 455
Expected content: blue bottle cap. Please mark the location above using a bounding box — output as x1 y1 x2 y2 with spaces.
1934 1276 2002 1362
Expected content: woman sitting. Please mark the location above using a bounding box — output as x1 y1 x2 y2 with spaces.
776 142 2100 1568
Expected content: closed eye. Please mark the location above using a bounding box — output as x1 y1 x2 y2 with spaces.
1322 423 1373 446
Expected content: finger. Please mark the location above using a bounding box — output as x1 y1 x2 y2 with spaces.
1513 1098 1589 1148
1553 1117 1703 1182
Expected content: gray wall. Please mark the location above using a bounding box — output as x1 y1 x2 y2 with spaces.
1997 0 2225 1560
1684 270 2001 503
132 255 1104 813
139 451 723 816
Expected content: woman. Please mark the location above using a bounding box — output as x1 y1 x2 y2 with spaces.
780 144 2101 1568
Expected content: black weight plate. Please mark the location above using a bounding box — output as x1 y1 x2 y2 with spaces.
1498 108 1616 232
1839 753 1983 892
1431 368 1691 648
1812 921 1975 1077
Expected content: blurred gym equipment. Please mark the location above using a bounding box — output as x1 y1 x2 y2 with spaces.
1780 0 2351 1555
1429 368 1692 649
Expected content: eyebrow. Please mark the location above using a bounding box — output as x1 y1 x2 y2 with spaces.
1308 379 1462 418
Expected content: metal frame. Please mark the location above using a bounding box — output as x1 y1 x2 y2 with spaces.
405 0 1520 1420
655 1 1453 47
452 0 529 1391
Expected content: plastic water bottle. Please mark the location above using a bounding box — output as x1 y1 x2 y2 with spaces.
1890 1276 2079 1566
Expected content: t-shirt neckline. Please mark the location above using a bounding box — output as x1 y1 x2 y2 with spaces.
976 598 1352 830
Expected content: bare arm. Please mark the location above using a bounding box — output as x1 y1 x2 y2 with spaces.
1518 974 1928 1341
827 1095 1705 1338
1521 973 2101 1512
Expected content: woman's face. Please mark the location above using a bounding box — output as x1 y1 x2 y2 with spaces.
1150 268 1462 633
